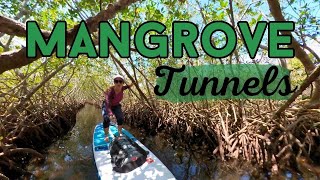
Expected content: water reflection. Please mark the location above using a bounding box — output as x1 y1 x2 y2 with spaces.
27 105 102 180
26 105 319 180
25 105 261 180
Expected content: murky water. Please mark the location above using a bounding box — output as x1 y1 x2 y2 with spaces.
26 105 319 180
27 105 101 180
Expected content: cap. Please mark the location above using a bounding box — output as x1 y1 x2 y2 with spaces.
113 74 124 80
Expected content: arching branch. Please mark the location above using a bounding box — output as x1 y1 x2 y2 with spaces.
267 0 320 106
0 0 139 74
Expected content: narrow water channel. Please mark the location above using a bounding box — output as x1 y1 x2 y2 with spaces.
26 105 315 180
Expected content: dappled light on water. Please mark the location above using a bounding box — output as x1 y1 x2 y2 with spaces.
26 105 319 179
27 105 101 179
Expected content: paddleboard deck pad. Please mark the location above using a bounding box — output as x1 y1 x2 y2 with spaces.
93 123 176 180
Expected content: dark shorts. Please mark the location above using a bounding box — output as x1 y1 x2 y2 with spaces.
102 103 124 128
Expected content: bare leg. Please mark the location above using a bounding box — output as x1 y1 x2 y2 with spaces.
104 127 109 142
102 104 110 142
118 125 123 136
113 105 124 136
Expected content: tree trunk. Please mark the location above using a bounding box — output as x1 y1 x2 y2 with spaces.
0 0 139 74
267 0 320 108
110 53 155 110
5 60 73 115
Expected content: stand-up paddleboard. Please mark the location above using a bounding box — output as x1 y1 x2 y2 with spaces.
93 122 176 180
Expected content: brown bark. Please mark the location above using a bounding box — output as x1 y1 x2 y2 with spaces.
0 0 139 74
303 45 320 63
110 53 155 110
54 65 76 99
0 15 51 38
108 55 141 100
275 65 320 116
5 60 73 115
127 57 154 88
0 0 29 39
0 148 44 159
267 0 320 107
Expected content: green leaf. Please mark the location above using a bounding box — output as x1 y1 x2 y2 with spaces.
257 14 263 21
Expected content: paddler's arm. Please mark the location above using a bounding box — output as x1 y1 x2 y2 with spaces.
128 82 134 88
124 81 135 90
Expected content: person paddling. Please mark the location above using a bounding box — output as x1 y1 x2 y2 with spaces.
102 75 134 142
